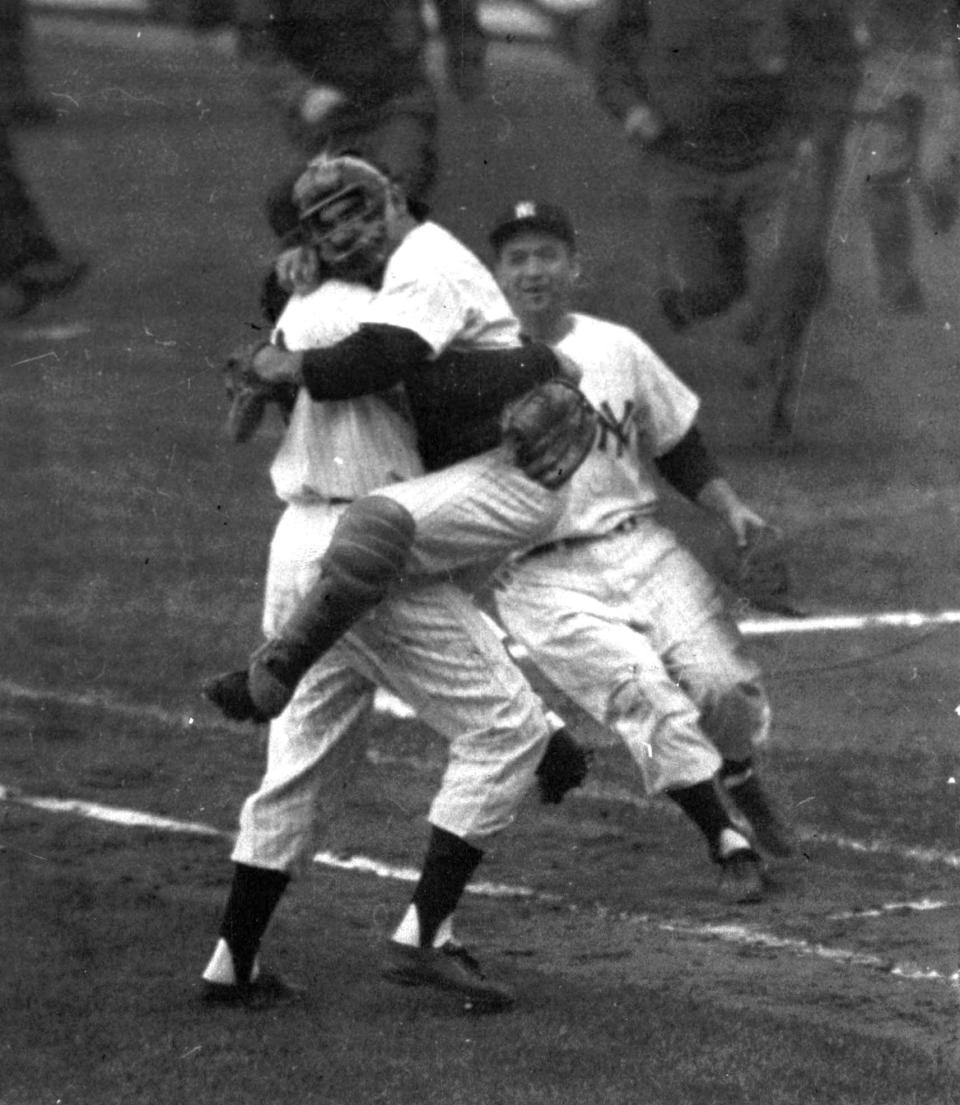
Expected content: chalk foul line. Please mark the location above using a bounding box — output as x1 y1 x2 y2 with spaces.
1 784 956 987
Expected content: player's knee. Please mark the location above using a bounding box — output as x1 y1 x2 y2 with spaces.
609 679 649 721
321 495 416 602
700 683 769 750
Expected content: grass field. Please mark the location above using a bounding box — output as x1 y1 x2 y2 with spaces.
2 15 960 1105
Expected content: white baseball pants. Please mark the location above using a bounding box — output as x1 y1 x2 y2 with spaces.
231 499 551 875
495 519 770 795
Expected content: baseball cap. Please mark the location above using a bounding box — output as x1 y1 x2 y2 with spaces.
488 200 576 252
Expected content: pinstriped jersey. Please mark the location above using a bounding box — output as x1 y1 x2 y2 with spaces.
269 279 424 503
268 222 523 501
544 312 700 540
362 221 521 354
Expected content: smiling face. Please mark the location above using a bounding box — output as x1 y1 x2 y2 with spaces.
494 229 579 341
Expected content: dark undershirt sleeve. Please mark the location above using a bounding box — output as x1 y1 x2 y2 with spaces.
654 424 723 501
298 324 433 400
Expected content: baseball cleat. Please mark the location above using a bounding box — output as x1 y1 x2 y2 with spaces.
201 669 272 724
717 847 764 904
723 774 797 859
382 940 515 1012
199 970 305 1010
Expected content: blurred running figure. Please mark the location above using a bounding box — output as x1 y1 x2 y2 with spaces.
235 0 486 237
593 0 861 442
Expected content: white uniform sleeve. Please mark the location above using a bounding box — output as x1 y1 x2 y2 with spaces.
629 336 700 456
362 261 475 356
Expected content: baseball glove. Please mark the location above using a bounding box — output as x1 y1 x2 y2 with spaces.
732 526 803 616
222 340 298 444
535 728 593 804
501 378 598 490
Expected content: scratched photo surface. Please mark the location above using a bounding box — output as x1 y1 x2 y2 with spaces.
2 4 959 1103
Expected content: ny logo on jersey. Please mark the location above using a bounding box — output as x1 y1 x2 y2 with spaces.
594 399 651 458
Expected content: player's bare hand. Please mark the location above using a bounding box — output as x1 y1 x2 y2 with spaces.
728 507 772 550
300 83 346 124
624 104 663 145
251 342 303 385
275 246 321 295
697 478 768 547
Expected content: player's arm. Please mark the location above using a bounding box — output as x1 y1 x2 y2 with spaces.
247 329 578 470
593 0 659 140
246 323 431 397
655 427 766 546
249 324 563 408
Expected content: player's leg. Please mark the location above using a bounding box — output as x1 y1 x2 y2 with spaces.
201 502 383 1006
201 658 378 1008
358 99 439 209
205 451 567 723
857 58 926 313
636 533 797 859
0 125 86 318
646 156 748 331
915 57 960 236
341 578 558 1009
204 494 417 722
736 145 831 441
494 546 763 903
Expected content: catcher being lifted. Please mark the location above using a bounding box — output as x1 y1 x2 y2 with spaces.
206 152 597 726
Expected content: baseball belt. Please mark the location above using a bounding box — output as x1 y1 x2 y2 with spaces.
517 513 644 563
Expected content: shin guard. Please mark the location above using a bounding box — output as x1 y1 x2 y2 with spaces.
249 496 415 716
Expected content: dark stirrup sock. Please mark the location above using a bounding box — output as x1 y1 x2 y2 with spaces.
219 862 291 983
720 757 754 787
666 779 739 857
411 826 483 947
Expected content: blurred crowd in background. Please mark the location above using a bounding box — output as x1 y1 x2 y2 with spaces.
3 0 960 441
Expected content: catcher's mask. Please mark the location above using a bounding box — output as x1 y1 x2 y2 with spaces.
294 154 392 279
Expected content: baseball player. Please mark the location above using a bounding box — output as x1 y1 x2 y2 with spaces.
592 0 862 442
203 153 596 728
487 201 797 903
201 269 589 1013
850 0 960 313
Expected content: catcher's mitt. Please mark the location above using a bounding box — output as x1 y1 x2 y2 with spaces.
501 378 597 490
222 340 298 444
732 526 803 616
535 728 593 804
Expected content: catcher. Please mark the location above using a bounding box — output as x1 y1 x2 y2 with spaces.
205 153 597 727
487 201 799 903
